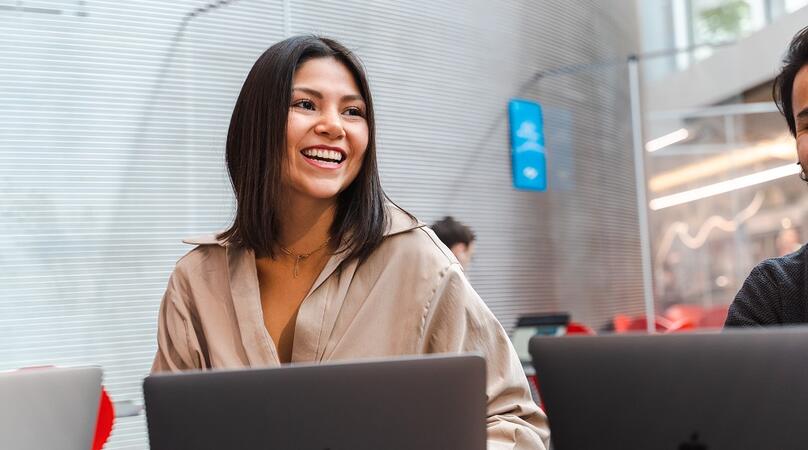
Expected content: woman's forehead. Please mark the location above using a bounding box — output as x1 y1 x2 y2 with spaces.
293 57 361 94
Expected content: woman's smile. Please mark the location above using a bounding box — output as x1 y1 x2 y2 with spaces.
299 145 347 169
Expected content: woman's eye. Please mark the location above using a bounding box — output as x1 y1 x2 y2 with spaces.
344 107 364 117
293 100 315 110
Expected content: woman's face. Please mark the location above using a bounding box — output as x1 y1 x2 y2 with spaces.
283 57 369 202
793 65 808 167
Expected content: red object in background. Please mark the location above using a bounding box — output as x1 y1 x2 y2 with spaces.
565 322 595 335
612 314 693 333
526 375 541 403
612 304 730 334
92 387 114 450
697 305 730 328
613 314 670 333
663 304 730 329
664 318 696 333
664 304 705 325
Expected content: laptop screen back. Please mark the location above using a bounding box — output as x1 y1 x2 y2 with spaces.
0 366 102 450
530 328 808 450
144 354 486 450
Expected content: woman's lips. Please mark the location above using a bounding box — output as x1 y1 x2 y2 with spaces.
302 154 344 169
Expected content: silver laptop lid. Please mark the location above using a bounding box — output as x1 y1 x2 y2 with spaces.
0 366 103 450
531 327 808 450
144 354 486 450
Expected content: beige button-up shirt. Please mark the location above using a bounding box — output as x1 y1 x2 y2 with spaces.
152 206 550 449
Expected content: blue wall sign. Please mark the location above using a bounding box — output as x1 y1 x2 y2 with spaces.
508 99 547 191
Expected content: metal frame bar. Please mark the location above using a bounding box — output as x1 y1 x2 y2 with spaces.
648 101 779 120
629 56 658 334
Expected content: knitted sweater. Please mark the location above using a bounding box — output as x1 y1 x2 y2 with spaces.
725 244 808 326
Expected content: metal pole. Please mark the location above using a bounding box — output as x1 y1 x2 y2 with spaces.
628 55 657 334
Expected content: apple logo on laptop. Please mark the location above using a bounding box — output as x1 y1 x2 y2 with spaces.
679 432 707 450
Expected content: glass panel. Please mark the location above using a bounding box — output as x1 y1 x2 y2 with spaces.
640 39 803 329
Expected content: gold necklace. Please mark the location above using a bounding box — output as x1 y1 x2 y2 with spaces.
279 238 331 278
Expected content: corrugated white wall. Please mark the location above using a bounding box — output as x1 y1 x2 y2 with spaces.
0 0 642 448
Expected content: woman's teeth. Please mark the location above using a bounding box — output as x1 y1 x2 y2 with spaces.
302 148 343 163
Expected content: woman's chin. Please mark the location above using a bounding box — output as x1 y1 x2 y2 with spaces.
290 185 343 202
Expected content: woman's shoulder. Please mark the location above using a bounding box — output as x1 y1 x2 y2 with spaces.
172 233 228 280
377 207 460 270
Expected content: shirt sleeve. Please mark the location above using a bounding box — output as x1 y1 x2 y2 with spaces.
151 270 206 373
725 263 782 327
420 264 551 450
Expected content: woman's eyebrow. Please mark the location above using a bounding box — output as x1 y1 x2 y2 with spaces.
292 87 363 102
292 87 322 98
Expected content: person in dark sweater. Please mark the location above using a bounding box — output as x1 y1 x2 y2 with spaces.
725 25 808 326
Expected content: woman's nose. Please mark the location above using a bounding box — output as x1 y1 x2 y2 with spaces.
315 109 345 139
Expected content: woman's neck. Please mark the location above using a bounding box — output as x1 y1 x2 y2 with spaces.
278 193 336 254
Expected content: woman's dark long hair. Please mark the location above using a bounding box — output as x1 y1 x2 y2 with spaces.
218 35 394 261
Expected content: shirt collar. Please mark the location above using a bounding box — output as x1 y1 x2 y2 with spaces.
384 203 424 237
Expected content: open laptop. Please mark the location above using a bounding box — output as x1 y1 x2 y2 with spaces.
530 327 808 450
143 354 486 450
0 366 103 450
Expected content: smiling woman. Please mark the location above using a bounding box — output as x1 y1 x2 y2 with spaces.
284 58 369 201
150 35 550 449
217 37 385 264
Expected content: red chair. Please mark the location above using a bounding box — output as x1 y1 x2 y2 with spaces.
664 318 696 333
92 388 114 450
664 304 705 325
565 321 596 335
663 303 730 330
612 314 696 333
698 305 730 328
613 314 669 333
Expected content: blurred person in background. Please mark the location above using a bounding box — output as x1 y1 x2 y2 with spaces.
726 25 808 326
776 226 802 257
431 216 476 269
150 35 549 449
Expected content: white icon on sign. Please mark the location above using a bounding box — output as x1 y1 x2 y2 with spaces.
517 121 539 141
515 121 543 152
523 166 538 180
